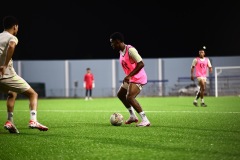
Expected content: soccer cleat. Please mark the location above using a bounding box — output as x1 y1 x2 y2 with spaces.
136 121 151 127
4 121 19 134
201 103 207 107
125 117 138 124
193 102 198 107
29 120 48 131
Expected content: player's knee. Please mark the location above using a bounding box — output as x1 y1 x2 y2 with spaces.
126 95 135 103
117 92 124 100
8 91 17 99
30 89 38 99
34 91 38 98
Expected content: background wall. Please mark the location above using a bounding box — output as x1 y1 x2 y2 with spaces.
11 56 240 98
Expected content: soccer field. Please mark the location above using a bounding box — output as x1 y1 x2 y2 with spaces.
0 96 240 160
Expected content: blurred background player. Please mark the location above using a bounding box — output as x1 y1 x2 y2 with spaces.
191 48 212 107
110 32 150 127
83 67 95 100
0 16 48 133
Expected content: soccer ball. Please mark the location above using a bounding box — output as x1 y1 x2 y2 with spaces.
110 113 124 126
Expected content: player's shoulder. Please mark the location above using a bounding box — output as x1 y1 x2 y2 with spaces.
5 32 18 44
203 57 210 61
128 46 138 52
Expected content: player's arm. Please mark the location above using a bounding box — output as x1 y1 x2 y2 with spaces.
5 41 16 65
190 67 195 81
208 59 213 73
92 75 95 88
128 61 144 78
83 76 86 88
0 40 16 76
209 67 213 73
190 59 197 81
124 48 144 83
92 80 95 88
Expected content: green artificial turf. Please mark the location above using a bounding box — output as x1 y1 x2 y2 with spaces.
0 96 239 160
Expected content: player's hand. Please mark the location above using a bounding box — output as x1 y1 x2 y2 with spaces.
123 76 130 84
0 66 6 76
191 75 194 81
209 68 213 74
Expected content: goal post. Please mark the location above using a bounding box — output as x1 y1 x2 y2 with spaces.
215 66 240 97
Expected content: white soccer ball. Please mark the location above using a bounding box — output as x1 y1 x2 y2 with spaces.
110 113 124 126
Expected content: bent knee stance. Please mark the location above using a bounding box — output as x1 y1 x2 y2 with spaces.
126 95 135 104
8 92 17 99
33 91 38 99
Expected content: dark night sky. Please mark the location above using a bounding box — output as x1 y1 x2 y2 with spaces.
1 1 240 60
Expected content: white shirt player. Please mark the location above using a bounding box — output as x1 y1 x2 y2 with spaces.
0 31 18 78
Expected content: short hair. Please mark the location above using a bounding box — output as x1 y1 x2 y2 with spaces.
86 68 90 70
3 16 18 29
199 49 205 52
110 32 124 42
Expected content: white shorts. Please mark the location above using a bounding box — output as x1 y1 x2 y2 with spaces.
197 77 207 83
0 75 30 93
121 82 143 90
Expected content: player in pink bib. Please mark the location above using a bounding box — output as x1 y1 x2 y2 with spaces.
119 45 147 84
191 49 212 107
110 32 150 127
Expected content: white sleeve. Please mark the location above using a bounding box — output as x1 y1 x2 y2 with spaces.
128 47 142 63
9 35 18 45
207 58 212 67
191 58 197 68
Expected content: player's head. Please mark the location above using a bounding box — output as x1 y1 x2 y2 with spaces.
86 68 91 73
110 32 124 51
198 49 205 58
3 16 19 36
110 32 124 42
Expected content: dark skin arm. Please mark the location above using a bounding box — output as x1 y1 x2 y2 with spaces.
191 66 195 81
209 67 213 73
124 61 144 83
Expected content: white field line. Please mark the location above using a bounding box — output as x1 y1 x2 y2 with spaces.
0 110 240 114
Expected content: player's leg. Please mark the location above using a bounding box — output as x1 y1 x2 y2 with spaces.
89 89 92 100
11 77 48 132
4 91 19 133
22 87 48 131
117 82 138 124
7 91 17 121
199 78 207 107
193 85 200 107
127 83 150 127
85 89 89 100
